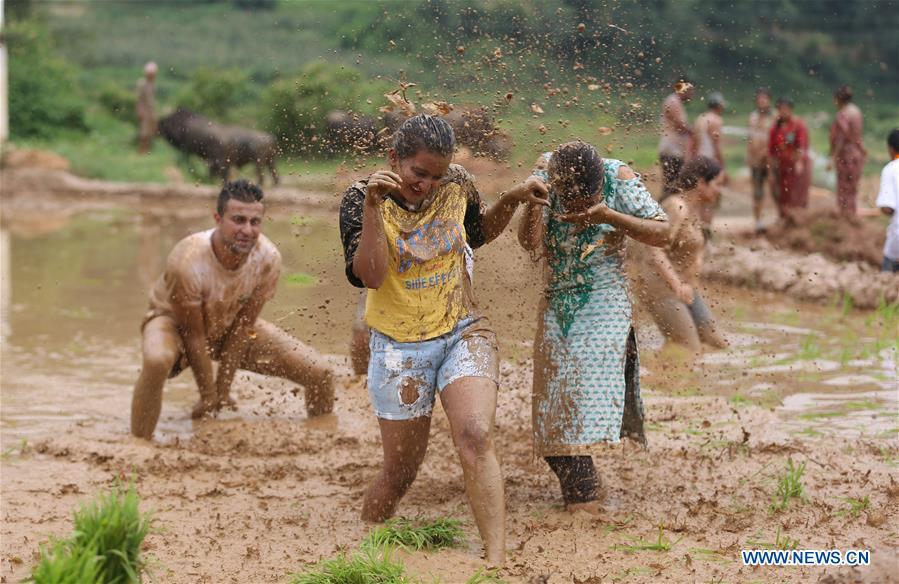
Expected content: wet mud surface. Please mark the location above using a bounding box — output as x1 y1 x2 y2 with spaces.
1 176 897 582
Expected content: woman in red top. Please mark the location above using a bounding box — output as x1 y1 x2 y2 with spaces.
769 97 811 219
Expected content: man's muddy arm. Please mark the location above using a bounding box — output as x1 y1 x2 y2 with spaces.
605 209 670 247
215 292 267 405
170 297 217 414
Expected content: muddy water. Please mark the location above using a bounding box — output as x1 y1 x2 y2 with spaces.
1 199 896 446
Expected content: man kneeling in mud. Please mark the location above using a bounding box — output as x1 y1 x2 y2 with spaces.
130 179 334 439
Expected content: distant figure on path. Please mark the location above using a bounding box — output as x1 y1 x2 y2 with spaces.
875 129 899 272
829 85 867 217
769 98 811 221
136 62 158 154
746 88 775 233
658 77 694 198
692 91 727 234
130 180 335 440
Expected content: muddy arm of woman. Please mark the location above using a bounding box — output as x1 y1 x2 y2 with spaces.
352 173 398 289
517 202 545 253
650 246 692 304
481 176 548 244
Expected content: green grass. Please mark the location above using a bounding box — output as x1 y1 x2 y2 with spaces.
837 496 870 519
361 517 466 552
29 538 102 584
289 547 411 584
466 569 506 584
284 272 318 287
769 459 807 513
29 481 152 584
746 527 800 551
614 525 682 553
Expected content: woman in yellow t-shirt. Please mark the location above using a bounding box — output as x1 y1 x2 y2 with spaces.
339 114 546 565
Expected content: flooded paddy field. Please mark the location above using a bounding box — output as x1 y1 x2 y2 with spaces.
1 192 897 583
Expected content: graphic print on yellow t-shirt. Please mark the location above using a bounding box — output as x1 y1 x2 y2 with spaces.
365 181 473 342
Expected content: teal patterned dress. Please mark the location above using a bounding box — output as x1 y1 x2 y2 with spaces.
532 158 666 456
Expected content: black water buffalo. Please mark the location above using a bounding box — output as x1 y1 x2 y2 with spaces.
326 111 378 154
379 106 512 161
158 109 279 185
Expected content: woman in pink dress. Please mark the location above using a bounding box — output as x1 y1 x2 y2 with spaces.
769 98 811 220
829 85 867 217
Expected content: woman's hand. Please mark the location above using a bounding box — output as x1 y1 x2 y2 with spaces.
505 176 550 206
365 170 403 205
557 199 612 226
676 282 695 305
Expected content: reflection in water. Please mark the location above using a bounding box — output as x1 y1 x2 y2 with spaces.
0 201 895 444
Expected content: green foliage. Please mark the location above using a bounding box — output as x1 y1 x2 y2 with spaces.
361 517 466 551
5 19 89 139
30 539 101 584
175 68 254 121
71 481 151 583
466 569 506 584
613 525 682 553
289 546 411 584
28 481 151 584
263 62 386 155
234 0 277 9
838 495 870 519
747 526 800 550
770 459 807 513
96 82 137 124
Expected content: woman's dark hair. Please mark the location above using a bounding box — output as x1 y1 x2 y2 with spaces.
392 114 455 159
834 85 853 103
217 179 264 215
674 156 722 193
888 129 899 152
548 141 605 204
776 96 794 108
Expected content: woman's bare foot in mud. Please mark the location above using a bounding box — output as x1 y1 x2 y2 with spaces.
191 398 219 419
218 394 238 411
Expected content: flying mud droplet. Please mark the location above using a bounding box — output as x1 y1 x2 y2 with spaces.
674 81 694 94
531 104 545 115
587 84 600 91
597 126 613 136
247 330 257 339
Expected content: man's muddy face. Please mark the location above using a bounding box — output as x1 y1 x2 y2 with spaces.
390 149 452 207
756 93 771 111
215 199 264 255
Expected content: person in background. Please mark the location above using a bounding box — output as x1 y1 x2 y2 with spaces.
829 85 867 217
658 76 695 198
136 62 158 154
692 91 727 235
768 97 811 221
633 157 728 353
747 88 775 234
875 129 899 273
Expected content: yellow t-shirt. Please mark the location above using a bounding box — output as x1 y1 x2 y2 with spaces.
339 164 486 342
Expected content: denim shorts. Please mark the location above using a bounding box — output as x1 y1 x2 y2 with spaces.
367 316 499 420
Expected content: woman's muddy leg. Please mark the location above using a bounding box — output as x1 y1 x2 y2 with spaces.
648 297 702 353
131 317 181 439
689 293 728 349
242 319 335 416
362 416 432 522
440 377 505 565
544 456 600 510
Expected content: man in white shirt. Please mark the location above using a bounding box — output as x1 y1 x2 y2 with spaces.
876 129 899 272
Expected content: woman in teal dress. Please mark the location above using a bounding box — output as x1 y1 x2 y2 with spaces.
518 141 669 513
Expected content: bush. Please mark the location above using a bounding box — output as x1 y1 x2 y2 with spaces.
263 61 387 155
175 67 254 121
5 19 89 139
29 481 152 584
96 82 137 124
30 540 101 584
233 0 277 9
